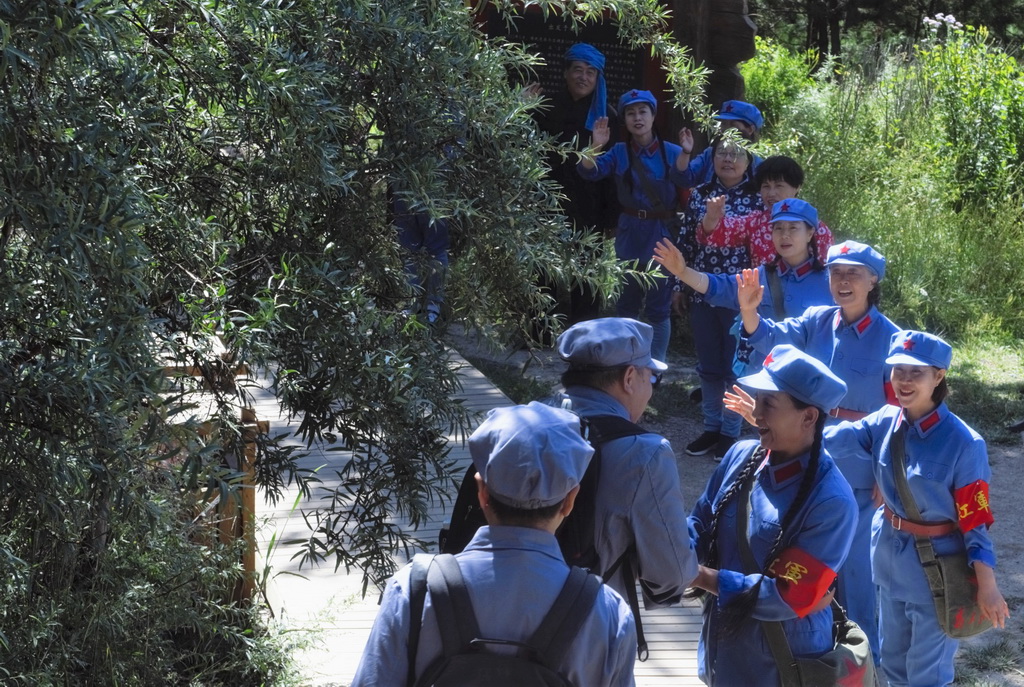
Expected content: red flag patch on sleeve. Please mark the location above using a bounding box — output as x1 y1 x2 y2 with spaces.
955 480 994 532
768 546 836 618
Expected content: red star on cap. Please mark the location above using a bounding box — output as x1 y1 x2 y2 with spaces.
903 338 915 350
780 202 790 212
725 103 734 111
630 90 638 98
840 245 851 254
763 352 775 366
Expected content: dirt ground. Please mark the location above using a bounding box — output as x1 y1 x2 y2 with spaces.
449 326 1024 685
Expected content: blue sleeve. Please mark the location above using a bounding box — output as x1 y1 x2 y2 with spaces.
669 147 712 188
743 307 823 354
956 436 997 569
633 440 699 601
578 143 623 181
702 272 740 309
351 574 410 687
823 418 881 491
718 488 857 621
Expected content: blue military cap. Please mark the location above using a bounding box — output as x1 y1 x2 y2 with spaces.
469 402 594 510
826 240 887 281
886 330 953 369
771 198 818 228
715 100 764 131
558 317 668 372
739 344 848 411
617 89 658 116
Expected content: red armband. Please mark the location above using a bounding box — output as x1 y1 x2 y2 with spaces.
955 480 994 532
768 547 837 618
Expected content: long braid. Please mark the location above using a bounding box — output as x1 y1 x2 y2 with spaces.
717 409 828 636
685 445 765 601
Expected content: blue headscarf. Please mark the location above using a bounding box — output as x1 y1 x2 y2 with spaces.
564 43 607 131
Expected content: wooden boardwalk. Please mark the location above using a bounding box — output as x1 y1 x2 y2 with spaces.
249 350 702 686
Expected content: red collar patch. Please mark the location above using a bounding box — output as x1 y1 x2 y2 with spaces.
855 314 873 334
771 459 803 485
920 410 941 433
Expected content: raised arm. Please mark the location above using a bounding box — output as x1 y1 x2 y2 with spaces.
579 117 610 171
653 238 708 294
736 269 764 335
674 127 694 171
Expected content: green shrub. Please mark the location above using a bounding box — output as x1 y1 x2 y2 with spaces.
767 25 1024 341
740 36 817 131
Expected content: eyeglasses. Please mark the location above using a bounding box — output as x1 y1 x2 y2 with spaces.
714 149 742 161
649 370 663 388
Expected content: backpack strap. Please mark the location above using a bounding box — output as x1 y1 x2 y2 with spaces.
583 413 650 444
406 554 432 687
426 553 481 658
582 414 654 661
766 264 787 319
528 566 603 670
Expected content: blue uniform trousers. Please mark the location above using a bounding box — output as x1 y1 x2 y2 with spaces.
689 300 742 438
878 594 957 687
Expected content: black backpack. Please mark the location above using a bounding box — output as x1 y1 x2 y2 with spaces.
406 553 602 687
437 413 653 658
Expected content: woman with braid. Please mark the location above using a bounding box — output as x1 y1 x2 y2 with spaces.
688 344 858 685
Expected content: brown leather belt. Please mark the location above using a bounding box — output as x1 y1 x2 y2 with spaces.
829 407 868 422
882 504 957 537
621 208 677 220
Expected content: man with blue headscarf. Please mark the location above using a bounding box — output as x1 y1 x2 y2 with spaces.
531 43 620 324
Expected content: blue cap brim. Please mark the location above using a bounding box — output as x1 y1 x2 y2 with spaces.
737 368 782 394
772 213 812 224
885 352 938 367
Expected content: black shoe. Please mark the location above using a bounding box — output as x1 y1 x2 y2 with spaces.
688 387 703 403
686 431 720 456
714 435 738 462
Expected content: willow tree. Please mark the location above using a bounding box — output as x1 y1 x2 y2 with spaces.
0 0 707 680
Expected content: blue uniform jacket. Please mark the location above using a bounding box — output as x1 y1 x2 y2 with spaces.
352 526 637 687
689 440 857 685
547 387 699 603
824 404 997 604
577 139 683 262
670 147 764 188
745 305 901 484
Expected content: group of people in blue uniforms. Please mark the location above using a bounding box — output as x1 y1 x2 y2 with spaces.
359 40 1012 687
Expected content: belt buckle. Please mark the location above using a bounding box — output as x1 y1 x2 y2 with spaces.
889 510 902 531
637 209 648 219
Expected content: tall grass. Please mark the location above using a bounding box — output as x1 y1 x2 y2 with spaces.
744 25 1024 341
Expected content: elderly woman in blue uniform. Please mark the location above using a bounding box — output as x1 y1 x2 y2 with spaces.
653 197 832 379
824 331 1009 686
577 89 684 363
688 344 857 685
732 239 901 661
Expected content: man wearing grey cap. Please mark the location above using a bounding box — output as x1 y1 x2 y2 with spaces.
352 402 637 687
550 318 698 613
